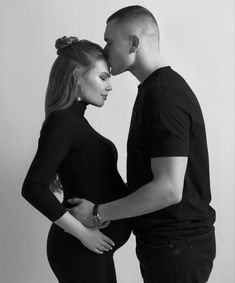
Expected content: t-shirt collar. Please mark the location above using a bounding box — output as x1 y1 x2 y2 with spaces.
138 66 171 90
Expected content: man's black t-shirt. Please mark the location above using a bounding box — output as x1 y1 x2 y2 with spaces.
127 66 215 238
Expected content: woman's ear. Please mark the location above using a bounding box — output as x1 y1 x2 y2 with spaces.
129 35 141 53
72 68 83 99
73 68 81 84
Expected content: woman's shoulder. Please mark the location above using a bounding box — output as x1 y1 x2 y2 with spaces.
45 109 73 127
42 108 88 137
40 110 78 139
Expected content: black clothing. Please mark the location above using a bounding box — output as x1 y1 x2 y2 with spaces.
136 229 216 283
22 101 131 282
47 224 118 283
127 66 215 238
127 66 216 283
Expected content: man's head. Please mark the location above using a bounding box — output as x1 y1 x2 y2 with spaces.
104 6 160 76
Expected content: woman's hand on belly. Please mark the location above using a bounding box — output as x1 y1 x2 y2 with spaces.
54 211 115 254
79 227 115 254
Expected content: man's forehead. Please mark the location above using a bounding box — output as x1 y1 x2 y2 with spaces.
105 20 116 33
104 22 116 40
104 20 127 40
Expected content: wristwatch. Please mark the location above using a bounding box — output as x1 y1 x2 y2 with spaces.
92 204 110 228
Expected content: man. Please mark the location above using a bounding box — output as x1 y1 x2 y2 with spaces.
68 6 216 282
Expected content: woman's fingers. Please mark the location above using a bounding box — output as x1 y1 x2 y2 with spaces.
101 241 113 250
94 248 103 254
94 243 110 254
103 236 115 247
80 228 115 254
98 244 110 252
99 241 112 251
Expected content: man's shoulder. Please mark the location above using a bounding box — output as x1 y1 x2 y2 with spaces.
148 68 188 92
146 69 196 106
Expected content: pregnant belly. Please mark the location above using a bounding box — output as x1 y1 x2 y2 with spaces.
101 218 132 251
48 219 131 255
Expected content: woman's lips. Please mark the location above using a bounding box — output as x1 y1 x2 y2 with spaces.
101 95 108 100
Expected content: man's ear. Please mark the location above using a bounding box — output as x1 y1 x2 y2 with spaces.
129 35 141 53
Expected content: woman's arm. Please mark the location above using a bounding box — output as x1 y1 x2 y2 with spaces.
22 112 114 253
22 112 73 220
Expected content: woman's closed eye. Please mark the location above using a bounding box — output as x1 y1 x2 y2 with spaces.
100 73 111 81
100 77 107 81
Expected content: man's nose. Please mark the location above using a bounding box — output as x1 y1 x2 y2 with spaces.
104 45 109 58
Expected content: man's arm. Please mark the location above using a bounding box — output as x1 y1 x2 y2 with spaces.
99 156 187 221
68 156 187 225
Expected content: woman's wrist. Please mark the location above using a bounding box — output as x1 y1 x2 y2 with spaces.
54 211 86 238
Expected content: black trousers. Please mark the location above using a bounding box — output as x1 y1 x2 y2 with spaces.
136 229 216 283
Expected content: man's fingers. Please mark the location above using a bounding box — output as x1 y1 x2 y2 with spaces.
67 198 83 204
67 208 80 218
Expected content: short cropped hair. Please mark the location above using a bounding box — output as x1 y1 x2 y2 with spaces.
107 5 158 29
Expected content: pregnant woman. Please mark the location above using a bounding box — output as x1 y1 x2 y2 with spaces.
22 36 131 282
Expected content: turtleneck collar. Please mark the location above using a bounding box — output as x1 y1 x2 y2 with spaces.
71 100 88 116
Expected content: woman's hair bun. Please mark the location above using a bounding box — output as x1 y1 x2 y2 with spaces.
55 36 79 55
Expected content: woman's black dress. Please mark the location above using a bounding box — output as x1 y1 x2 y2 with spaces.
22 101 131 282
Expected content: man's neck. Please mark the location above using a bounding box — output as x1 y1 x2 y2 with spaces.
130 55 168 84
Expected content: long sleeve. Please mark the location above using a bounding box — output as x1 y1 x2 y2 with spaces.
22 111 74 221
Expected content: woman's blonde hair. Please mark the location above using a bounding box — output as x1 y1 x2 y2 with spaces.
45 36 107 192
45 36 107 118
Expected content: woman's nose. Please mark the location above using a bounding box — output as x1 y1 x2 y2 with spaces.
106 82 112 92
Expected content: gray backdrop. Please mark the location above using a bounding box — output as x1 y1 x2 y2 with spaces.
0 0 234 282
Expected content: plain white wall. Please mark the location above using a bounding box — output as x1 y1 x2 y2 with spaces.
0 0 234 282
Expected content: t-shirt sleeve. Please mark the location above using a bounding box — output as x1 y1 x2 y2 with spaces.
148 87 190 157
22 111 73 221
